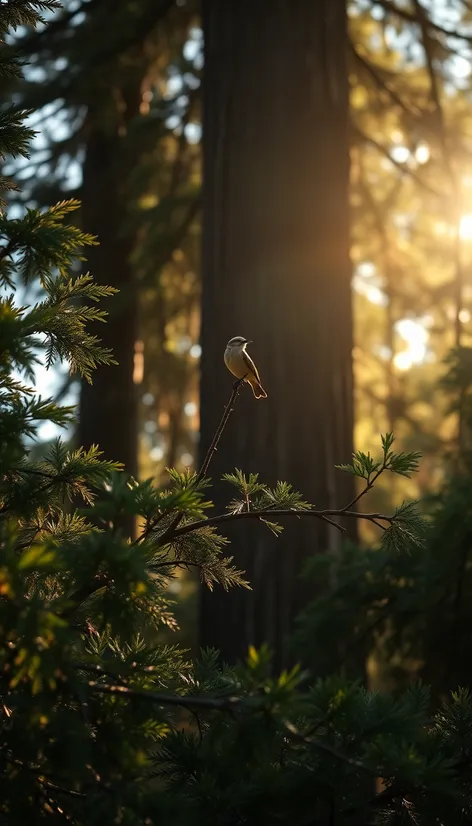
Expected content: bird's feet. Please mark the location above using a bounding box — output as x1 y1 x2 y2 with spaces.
233 375 247 390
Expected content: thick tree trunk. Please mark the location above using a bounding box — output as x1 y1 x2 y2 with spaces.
199 0 356 669
78 103 140 482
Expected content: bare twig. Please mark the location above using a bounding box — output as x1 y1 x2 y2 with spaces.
197 377 246 483
372 0 472 43
352 125 440 197
350 42 419 118
151 377 247 546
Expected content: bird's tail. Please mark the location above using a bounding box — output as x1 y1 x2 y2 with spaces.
248 378 267 399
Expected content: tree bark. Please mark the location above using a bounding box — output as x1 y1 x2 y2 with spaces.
78 97 141 482
199 0 356 670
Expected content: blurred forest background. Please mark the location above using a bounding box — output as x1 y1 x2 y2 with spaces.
7 0 472 685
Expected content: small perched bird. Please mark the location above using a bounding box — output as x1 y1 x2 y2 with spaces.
224 336 267 399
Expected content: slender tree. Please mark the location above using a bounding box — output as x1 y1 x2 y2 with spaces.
14 0 199 478
199 0 356 667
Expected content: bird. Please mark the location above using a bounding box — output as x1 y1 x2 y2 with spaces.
224 336 267 399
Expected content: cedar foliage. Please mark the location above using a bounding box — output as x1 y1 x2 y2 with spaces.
3 5 472 826
295 346 472 701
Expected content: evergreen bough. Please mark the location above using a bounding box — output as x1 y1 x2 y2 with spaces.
1 4 472 825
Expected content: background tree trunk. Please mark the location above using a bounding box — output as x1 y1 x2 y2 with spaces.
199 0 356 670
78 95 141 482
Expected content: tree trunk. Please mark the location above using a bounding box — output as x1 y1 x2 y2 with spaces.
199 0 356 670
78 99 141 483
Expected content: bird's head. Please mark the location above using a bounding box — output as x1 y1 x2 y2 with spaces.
226 336 252 348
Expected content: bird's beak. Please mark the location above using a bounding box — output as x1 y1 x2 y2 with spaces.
245 339 253 344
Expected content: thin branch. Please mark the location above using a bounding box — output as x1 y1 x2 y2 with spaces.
12 466 57 479
0 470 91 516
88 680 247 711
149 377 247 547
371 0 472 43
309 512 346 532
88 678 381 781
42 794 73 823
341 460 387 513
0 239 15 263
42 781 84 800
197 377 246 483
352 125 440 197
282 719 378 777
56 382 247 609
167 507 392 542
349 41 421 121
3 754 85 800
412 0 457 193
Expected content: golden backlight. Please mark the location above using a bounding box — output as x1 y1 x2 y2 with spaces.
460 213 472 240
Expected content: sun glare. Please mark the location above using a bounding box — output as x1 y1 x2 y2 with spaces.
394 318 429 371
353 265 431 372
415 144 430 164
393 351 413 371
460 213 472 240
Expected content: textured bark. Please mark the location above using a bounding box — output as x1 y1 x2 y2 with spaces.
78 97 140 482
199 0 356 669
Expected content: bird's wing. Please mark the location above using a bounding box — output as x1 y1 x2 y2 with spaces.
242 349 262 383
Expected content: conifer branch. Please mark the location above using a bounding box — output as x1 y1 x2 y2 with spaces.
167 507 392 540
88 679 245 711
61 574 108 618
84 676 387 785
0 239 15 263
282 719 378 776
341 454 389 512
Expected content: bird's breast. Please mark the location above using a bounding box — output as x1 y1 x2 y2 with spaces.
224 347 246 379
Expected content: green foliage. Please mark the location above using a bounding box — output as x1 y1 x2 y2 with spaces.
336 432 421 482
0 2 60 204
381 501 428 552
147 673 472 825
292 349 472 716
0 1 59 32
0 199 98 283
0 107 35 162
